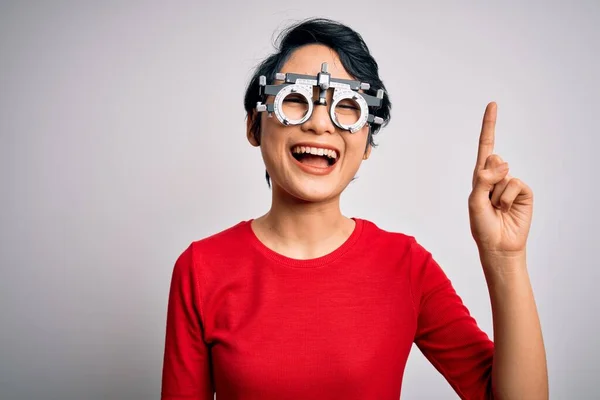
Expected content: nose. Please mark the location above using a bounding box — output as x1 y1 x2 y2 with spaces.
301 102 336 135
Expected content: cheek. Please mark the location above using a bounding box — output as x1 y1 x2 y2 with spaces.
259 122 287 165
345 129 370 158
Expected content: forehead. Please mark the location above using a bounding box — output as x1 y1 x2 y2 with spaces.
280 44 354 80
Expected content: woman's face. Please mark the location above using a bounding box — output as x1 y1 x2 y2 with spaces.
248 44 371 203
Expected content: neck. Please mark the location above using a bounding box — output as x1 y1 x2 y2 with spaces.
252 184 355 259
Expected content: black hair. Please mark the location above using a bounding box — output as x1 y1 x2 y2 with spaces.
243 18 392 187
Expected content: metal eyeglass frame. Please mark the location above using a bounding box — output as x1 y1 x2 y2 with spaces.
255 62 384 133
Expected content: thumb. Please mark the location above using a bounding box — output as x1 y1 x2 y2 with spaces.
471 162 509 199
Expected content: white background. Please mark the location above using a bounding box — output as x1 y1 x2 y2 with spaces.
1 1 598 398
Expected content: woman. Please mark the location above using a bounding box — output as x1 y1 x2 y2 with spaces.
161 18 548 400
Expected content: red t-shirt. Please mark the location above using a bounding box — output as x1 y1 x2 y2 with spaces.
161 218 494 399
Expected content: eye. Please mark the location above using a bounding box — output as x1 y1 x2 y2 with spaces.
283 94 309 105
335 100 360 110
281 93 310 121
334 98 362 126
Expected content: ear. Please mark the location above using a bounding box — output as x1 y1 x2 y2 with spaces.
246 111 260 147
363 144 372 160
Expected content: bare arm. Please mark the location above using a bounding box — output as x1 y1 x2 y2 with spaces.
482 252 548 399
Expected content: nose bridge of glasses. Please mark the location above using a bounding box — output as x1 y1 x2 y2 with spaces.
311 86 335 107
308 91 333 124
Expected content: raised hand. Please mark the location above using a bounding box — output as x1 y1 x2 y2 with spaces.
468 102 534 257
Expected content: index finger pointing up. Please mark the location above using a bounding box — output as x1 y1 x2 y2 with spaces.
475 102 497 172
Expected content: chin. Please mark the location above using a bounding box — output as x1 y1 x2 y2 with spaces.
282 176 347 203
266 156 357 203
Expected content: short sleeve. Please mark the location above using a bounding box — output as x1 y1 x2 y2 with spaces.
409 238 494 400
161 244 214 400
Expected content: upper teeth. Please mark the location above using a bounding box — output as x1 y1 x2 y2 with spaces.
292 146 337 159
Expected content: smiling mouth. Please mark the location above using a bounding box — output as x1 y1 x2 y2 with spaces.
290 145 339 168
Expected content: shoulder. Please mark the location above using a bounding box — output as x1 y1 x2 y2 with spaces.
358 217 419 249
192 220 250 248
357 218 434 263
359 219 451 301
190 219 251 256
174 220 252 269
